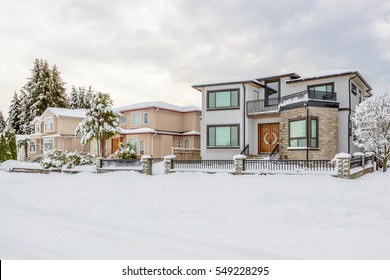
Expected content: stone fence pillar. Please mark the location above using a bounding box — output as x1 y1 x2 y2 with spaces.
95 157 103 173
141 155 153 175
164 155 176 174
335 153 351 179
233 154 246 175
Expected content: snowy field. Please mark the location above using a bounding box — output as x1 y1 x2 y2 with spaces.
0 164 389 260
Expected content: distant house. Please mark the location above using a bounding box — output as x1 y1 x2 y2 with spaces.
109 101 201 158
193 70 372 160
29 108 88 159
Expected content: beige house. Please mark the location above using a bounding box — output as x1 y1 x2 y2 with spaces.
29 108 88 159
109 101 201 159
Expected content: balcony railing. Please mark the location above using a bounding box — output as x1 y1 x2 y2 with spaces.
247 90 337 115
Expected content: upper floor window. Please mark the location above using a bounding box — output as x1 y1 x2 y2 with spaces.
143 112 149 124
119 116 126 124
184 139 190 148
207 89 239 110
132 113 141 125
30 141 36 152
35 124 40 133
289 118 318 148
44 118 53 131
264 80 280 106
207 125 239 148
308 83 335 100
351 83 357 95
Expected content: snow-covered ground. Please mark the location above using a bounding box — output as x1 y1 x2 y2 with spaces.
0 164 389 259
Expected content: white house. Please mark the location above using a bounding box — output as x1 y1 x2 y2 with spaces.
192 70 372 160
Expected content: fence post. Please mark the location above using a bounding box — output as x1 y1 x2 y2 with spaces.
164 155 176 174
335 153 351 179
141 155 153 175
233 154 246 175
95 157 102 173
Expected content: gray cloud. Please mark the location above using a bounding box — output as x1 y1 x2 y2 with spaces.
1 0 390 117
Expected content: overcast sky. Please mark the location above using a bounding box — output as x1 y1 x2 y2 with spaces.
1 0 390 116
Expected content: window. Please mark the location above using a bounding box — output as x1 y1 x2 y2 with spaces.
289 118 318 148
207 89 239 109
207 125 239 147
132 113 141 125
119 116 126 124
128 138 137 153
45 118 53 131
143 112 149 124
359 89 362 103
351 83 357 95
30 141 36 152
308 83 335 100
43 138 54 151
35 124 40 133
184 139 190 148
265 80 280 106
139 140 145 155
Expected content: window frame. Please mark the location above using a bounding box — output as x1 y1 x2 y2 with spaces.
184 138 190 149
119 115 126 124
139 140 145 155
44 117 53 132
264 79 280 107
43 138 54 151
131 112 141 125
206 89 240 110
29 140 36 153
206 124 240 149
351 82 357 95
128 138 137 153
288 117 319 149
307 82 335 93
143 112 149 125
35 124 41 133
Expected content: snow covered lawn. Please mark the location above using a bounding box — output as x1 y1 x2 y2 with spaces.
0 168 389 259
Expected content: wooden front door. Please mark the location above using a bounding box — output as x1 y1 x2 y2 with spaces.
112 138 120 154
258 123 279 153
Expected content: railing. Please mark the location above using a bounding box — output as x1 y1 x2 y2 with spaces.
270 144 279 160
244 159 336 172
172 148 201 160
247 90 337 115
350 157 363 169
240 144 250 155
100 158 141 168
172 160 235 170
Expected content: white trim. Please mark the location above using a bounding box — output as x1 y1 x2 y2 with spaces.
44 117 54 132
143 112 149 125
131 112 141 125
29 140 36 154
184 138 190 148
43 138 54 151
139 140 145 155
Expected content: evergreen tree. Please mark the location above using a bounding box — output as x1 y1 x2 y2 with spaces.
0 111 6 133
77 86 86 108
7 92 23 134
69 86 79 109
3 126 17 160
84 86 94 109
19 90 32 134
0 132 6 162
50 64 69 108
75 92 119 157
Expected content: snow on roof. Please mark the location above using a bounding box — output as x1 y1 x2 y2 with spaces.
47 108 87 118
182 130 200 136
118 127 156 134
192 77 262 89
115 101 201 113
286 69 356 82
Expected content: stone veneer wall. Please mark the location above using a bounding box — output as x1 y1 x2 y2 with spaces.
279 106 338 160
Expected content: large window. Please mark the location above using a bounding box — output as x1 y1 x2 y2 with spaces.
128 138 137 153
207 89 239 109
289 118 318 148
43 138 54 151
265 80 280 106
308 83 335 100
45 118 53 131
207 125 239 148
132 113 141 125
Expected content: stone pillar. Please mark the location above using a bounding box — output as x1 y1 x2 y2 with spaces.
353 152 365 169
164 155 176 174
335 153 351 179
233 154 246 175
141 155 153 175
95 157 103 173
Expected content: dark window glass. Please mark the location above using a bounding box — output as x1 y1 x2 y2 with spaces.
208 125 239 147
207 90 239 109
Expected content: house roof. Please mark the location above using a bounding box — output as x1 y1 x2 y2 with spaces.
286 69 373 92
114 101 201 113
191 78 264 91
32 107 87 123
118 127 200 136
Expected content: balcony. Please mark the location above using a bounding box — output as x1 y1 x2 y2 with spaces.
247 90 337 115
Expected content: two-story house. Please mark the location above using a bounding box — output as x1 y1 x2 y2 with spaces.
110 101 201 158
29 108 88 159
192 70 372 160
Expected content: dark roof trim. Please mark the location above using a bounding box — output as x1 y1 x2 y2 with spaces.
192 80 263 91
255 72 300 81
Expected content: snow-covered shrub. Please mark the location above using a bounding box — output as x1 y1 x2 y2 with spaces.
40 150 96 169
117 142 136 159
41 149 66 168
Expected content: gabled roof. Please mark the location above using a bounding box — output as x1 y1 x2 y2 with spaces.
118 127 200 136
286 69 373 91
115 101 201 113
32 107 87 124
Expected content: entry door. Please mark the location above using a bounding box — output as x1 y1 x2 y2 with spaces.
258 123 279 153
112 138 120 153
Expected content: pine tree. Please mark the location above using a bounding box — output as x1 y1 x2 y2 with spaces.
69 86 79 109
7 92 23 134
84 86 94 109
75 92 119 157
19 90 32 135
50 64 69 108
0 111 6 133
77 86 86 108
0 132 6 162
3 126 17 160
